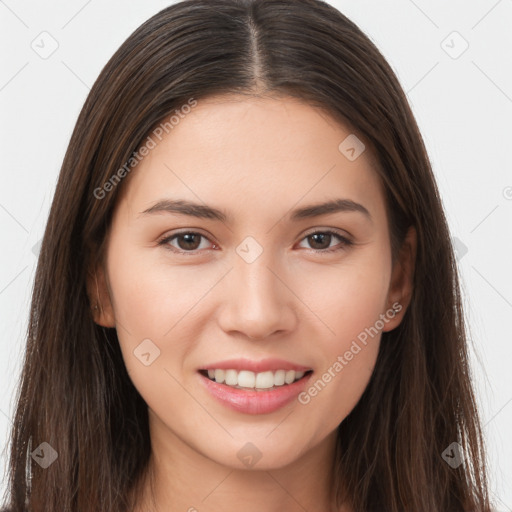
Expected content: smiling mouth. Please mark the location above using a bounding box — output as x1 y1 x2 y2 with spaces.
198 369 314 391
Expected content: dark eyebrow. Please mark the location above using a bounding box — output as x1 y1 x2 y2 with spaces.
289 198 372 222
140 198 371 223
140 199 227 221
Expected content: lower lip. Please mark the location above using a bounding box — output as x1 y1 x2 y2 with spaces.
198 372 313 415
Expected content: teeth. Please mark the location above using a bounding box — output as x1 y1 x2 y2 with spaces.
225 369 238 386
204 368 308 389
238 370 256 388
255 371 274 389
274 369 285 386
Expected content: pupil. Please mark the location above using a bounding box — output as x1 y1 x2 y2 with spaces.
179 234 200 250
310 233 330 249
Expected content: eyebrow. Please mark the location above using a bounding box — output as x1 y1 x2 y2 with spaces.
140 198 372 223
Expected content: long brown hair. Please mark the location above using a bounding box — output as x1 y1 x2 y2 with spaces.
2 1 491 510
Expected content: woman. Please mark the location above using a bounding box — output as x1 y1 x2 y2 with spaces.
2 0 491 510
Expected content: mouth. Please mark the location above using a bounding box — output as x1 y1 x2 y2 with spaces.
198 368 314 391
197 365 314 415
197 357 314 414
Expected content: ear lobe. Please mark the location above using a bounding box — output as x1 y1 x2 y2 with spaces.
86 264 116 328
382 226 416 332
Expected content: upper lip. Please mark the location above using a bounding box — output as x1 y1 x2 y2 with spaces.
199 358 312 373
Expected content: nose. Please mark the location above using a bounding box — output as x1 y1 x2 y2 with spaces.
217 253 298 340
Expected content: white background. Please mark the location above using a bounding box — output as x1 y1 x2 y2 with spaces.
0 0 511 509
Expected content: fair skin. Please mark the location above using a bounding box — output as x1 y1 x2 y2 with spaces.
89 94 415 512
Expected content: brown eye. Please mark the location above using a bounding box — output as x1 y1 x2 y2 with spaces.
298 230 352 253
159 232 214 254
307 233 333 250
176 233 202 250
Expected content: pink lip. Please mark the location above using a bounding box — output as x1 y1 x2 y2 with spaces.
198 371 313 415
199 358 311 373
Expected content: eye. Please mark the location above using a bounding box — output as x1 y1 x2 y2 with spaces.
158 229 352 255
297 230 352 253
158 232 216 254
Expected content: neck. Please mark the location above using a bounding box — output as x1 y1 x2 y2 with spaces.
130 411 351 512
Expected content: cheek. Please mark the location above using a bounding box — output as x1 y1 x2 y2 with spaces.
299 246 391 347
297 293 383 433
299 341 380 433
104 243 233 402
295 249 390 422
106 244 220 337
104 248 202 411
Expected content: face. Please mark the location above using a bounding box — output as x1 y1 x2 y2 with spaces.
91 94 413 471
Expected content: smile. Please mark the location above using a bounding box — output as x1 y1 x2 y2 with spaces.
199 368 312 390
198 364 314 414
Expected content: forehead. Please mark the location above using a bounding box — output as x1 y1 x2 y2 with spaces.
117 94 387 227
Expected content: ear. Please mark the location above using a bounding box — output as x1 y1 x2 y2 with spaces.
382 226 416 332
86 262 116 328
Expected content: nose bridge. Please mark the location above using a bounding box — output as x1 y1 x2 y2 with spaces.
218 239 296 339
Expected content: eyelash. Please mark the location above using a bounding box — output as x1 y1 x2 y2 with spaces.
157 229 353 256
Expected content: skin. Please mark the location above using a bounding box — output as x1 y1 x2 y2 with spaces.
89 94 416 512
